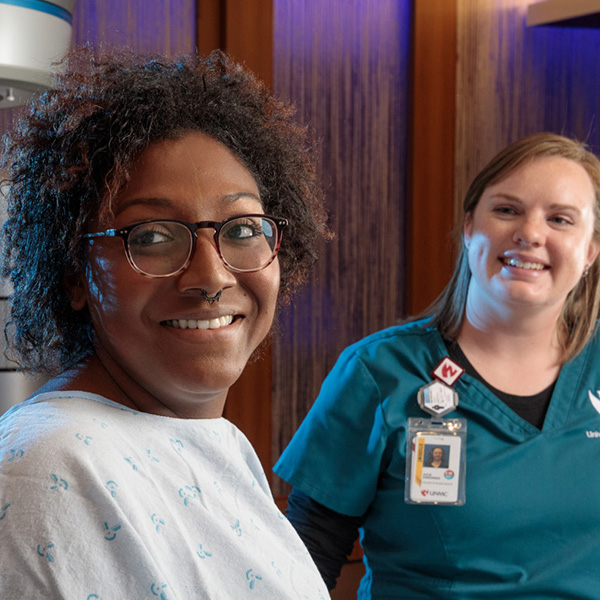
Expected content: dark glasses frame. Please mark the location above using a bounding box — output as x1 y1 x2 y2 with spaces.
82 214 289 277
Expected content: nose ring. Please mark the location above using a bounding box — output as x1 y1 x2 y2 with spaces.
201 289 222 304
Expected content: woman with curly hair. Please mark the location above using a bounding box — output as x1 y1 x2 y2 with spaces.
0 48 330 599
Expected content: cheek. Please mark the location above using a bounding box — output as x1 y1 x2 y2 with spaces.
467 232 491 265
84 257 121 314
83 252 146 335
252 264 280 318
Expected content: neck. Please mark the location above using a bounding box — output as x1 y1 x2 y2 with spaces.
39 351 228 419
456 291 564 395
461 285 564 356
458 317 561 365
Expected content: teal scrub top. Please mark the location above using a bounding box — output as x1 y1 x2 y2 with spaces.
274 320 600 599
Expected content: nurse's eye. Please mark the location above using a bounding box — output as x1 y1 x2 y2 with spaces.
493 206 518 216
548 215 573 226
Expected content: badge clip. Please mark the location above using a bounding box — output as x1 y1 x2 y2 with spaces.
417 357 464 418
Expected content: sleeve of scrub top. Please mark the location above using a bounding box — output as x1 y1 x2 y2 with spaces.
274 346 390 517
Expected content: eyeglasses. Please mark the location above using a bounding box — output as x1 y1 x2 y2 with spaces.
82 214 288 277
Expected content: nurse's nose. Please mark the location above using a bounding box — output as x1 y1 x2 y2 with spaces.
512 216 545 247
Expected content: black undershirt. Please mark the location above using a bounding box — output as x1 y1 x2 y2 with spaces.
287 342 557 590
446 340 554 430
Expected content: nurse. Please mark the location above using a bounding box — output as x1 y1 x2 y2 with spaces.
275 133 600 598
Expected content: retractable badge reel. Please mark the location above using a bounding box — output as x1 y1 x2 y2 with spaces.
405 357 467 506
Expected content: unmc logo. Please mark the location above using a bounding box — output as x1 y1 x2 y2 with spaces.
588 390 600 416
420 489 448 497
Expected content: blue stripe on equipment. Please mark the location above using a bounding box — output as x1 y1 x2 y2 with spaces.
0 0 72 24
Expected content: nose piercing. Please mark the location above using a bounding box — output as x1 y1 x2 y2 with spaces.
200 289 222 304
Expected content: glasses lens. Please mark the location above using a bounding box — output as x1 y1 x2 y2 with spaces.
219 216 279 271
127 221 191 276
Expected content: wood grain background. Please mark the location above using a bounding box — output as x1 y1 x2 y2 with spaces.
271 0 411 494
4 0 600 502
456 0 600 204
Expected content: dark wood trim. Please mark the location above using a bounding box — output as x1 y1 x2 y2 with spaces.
196 0 273 88
225 0 273 88
407 0 458 315
196 0 225 54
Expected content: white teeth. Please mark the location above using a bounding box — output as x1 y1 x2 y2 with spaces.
167 315 234 330
504 258 545 271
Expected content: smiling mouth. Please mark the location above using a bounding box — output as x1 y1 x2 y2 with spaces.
163 315 235 330
502 258 547 271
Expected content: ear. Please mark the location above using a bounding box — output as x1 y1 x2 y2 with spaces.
463 212 473 248
64 272 88 311
587 239 600 270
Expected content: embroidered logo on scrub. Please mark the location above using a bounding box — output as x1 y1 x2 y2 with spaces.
588 390 600 415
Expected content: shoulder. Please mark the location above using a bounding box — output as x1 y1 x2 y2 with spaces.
303 319 444 424
215 419 271 495
335 318 443 375
345 317 438 352
0 393 137 477
583 325 600 353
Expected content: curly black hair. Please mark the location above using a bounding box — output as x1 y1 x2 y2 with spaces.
1 47 329 374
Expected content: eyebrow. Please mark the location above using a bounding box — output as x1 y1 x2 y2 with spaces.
116 192 262 215
488 193 583 214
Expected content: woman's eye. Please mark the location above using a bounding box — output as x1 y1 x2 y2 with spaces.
129 226 174 247
223 222 261 241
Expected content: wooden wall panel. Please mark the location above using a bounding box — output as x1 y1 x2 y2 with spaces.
456 0 600 205
196 0 273 87
225 0 273 87
0 107 23 138
408 0 457 315
72 0 196 53
272 0 411 493
196 0 224 55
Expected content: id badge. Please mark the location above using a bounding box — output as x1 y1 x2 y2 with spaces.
405 417 466 505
